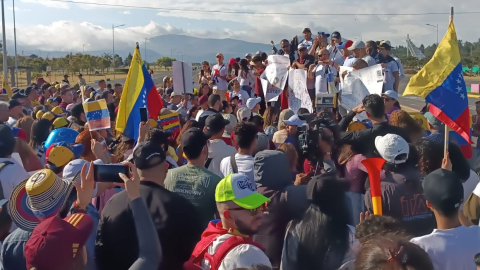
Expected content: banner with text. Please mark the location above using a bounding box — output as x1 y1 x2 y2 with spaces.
288 69 313 113
261 55 290 101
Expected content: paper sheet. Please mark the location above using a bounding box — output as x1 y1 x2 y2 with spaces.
288 69 313 113
172 61 193 95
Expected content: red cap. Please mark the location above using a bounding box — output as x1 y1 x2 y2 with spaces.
198 95 208 105
25 213 94 270
343 40 354 50
228 58 237 66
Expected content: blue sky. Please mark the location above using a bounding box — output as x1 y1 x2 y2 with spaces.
2 0 479 54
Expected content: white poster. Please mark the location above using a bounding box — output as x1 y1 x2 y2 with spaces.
288 69 313 113
340 78 370 121
338 66 353 91
342 64 383 95
173 61 193 95
260 75 281 102
260 55 290 102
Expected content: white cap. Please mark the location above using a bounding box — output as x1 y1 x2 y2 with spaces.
237 106 252 121
298 43 308 50
381 40 392 46
375 134 409 164
245 53 252 57
255 51 263 55
246 97 261 110
283 114 306 127
347 40 366 51
63 159 104 197
383 90 399 100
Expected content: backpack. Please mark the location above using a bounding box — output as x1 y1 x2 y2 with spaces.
230 155 238 174
184 234 262 270
0 161 13 200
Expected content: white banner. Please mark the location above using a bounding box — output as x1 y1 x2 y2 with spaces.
288 69 313 113
261 55 290 101
173 61 193 95
342 64 383 95
340 78 370 121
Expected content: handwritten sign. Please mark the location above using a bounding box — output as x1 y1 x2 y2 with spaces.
288 69 313 113
342 64 383 95
340 78 370 121
260 55 290 101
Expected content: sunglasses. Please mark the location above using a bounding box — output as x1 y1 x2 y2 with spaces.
229 207 260 216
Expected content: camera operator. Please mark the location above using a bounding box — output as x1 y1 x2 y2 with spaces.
338 94 410 157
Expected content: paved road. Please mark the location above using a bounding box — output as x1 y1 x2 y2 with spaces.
110 70 480 114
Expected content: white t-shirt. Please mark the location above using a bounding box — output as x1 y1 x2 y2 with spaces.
200 233 272 270
219 154 254 181
411 225 480 270
391 54 405 79
300 39 314 52
196 109 205 121
314 64 338 95
327 44 345 66
212 64 228 90
0 157 30 199
362 55 377 66
383 60 399 91
230 90 250 106
238 71 255 89
207 139 237 177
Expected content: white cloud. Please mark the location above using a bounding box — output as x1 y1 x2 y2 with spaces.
7 6 31 12
7 0 480 53
121 10 131 14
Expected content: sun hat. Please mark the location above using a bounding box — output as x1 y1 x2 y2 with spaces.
9 169 76 231
215 173 270 209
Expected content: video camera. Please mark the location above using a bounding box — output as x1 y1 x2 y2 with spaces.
297 113 336 164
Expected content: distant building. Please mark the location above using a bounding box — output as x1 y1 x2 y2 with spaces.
29 54 39 59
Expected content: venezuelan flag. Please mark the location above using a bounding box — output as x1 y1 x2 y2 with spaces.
403 20 471 146
83 99 111 131
116 44 163 139
362 158 385 215
2 76 12 98
158 112 180 134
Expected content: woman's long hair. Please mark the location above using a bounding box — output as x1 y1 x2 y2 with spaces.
278 109 295 130
29 118 52 149
292 175 350 270
14 116 34 144
239 59 250 78
389 110 425 143
202 61 211 74
176 120 200 146
263 106 279 129
114 134 135 162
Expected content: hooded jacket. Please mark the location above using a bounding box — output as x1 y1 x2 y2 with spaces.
252 150 309 270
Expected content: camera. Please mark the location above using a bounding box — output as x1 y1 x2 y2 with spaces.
297 113 336 164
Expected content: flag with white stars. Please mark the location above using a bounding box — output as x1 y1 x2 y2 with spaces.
83 99 111 131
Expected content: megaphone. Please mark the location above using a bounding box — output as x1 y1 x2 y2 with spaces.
361 157 386 216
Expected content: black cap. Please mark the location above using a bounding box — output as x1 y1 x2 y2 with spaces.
306 173 349 207
11 91 27 100
181 127 209 158
423 169 464 214
133 141 166 170
302 28 311 33
331 31 341 39
25 86 34 96
8 99 22 110
0 124 15 156
70 103 84 119
205 113 229 136
379 42 392 50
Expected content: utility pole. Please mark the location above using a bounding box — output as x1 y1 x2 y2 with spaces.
112 24 125 79
1 0 7 81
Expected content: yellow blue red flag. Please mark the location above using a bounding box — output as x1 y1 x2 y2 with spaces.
403 20 471 147
158 112 180 134
83 99 111 131
116 45 163 139
2 76 12 98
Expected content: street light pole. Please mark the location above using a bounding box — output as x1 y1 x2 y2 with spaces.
1 0 8 81
112 24 125 79
171 49 175 59
426 23 439 45
13 0 18 86
177 51 181 60
144 38 151 63
83 44 86 54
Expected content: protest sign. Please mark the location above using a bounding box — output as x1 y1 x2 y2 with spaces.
173 61 193 95
340 78 370 121
338 66 353 91
261 55 290 101
342 64 383 95
288 69 313 113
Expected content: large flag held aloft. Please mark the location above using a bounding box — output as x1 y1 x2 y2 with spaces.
83 99 111 131
116 44 163 139
403 20 471 146
2 77 13 98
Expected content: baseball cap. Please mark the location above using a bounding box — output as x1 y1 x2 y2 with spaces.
35 110 45 119
298 43 308 51
0 124 15 153
237 107 252 122
382 90 399 100
338 40 353 50
374 134 409 164
423 168 464 214
381 40 392 46
47 97 62 104
228 58 237 66
198 95 208 105
246 97 261 110
379 42 392 50
133 141 166 170
205 113 230 136
245 53 252 57
347 40 366 51
331 31 341 39
12 91 28 100
255 51 263 56
63 159 103 197
424 112 445 129
170 92 182 98
318 31 330 37
8 99 22 110
9 169 75 231
215 173 270 209
53 117 70 129
52 106 68 115
283 115 306 126
25 86 34 96
42 111 60 122
302 28 311 33
24 213 93 270
70 103 85 119
216 53 224 58
45 141 84 168
181 127 210 158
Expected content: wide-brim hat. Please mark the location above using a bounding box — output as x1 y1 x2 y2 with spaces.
9 169 76 231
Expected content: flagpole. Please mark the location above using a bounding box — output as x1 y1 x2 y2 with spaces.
444 6 454 159
1 0 8 81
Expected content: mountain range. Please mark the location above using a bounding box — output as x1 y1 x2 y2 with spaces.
14 34 273 64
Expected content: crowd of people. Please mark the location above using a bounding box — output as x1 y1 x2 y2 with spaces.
0 27 479 270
